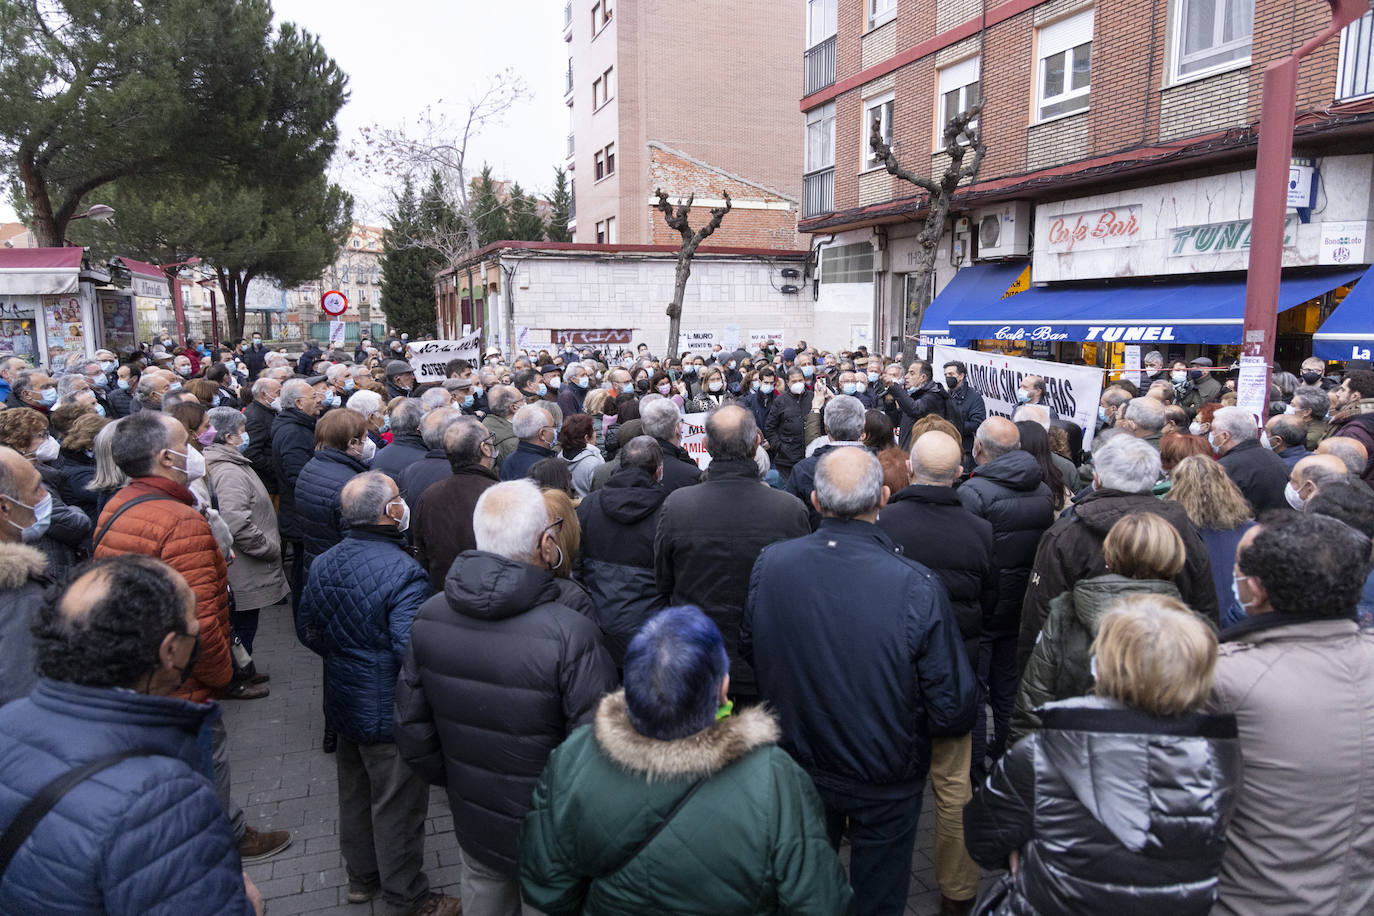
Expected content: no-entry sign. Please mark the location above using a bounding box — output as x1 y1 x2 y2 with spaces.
321 290 348 316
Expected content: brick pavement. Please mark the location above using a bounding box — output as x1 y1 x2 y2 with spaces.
224 602 997 915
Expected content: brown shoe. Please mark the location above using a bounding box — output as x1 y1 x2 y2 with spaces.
238 826 292 863
940 896 975 916
247 670 270 685
225 681 270 700
410 892 462 916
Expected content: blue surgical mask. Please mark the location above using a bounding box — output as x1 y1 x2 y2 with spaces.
537 383 548 397
842 383 858 395
237 431 251 453
89 374 107 388
577 376 589 389
39 388 57 406
344 378 355 391
7 491 51 543
94 403 106 417
463 395 475 408
322 391 338 408
867 371 880 383
168 382 182 392
379 416 391 434
752 380 762 391
801 365 814 378
1016 389 1031 404
211 395 221 407
117 378 130 390
99 361 117 373
1098 406 1110 424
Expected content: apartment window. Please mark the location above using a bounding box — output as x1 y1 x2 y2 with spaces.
1037 9 1093 121
602 66 614 101
805 102 836 172
594 142 615 180
869 0 896 30
1173 0 1253 80
604 142 615 175
937 56 980 145
823 243 874 284
595 218 616 243
1337 10 1373 101
592 66 614 109
592 0 611 35
807 0 837 46
591 76 602 108
862 92 894 169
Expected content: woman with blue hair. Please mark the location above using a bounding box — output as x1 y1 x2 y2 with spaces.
519 606 853 914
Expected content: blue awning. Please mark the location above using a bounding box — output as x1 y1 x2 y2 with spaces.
1313 271 1374 361
919 262 1028 345
943 269 1364 345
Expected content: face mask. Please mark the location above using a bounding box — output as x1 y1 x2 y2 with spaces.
1302 371 1322 385
1260 433 1275 451
1207 433 1221 453
684 365 697 375
211 395 221 408
752 380 762 391
462 394 475 408
388 496 410 532
945 376 959 389
867 371 880 383
88 374 107 389
39 388 57 407
167 382 182 392
1015 389 1031 404
1189 369 1204 382
576 376 589 389
35 436 59 463
841 383 857 395
548 376 563 390
727 361 737 370
99 360 116 373
270 396 281 411
800 365 814 378
855 382 867 394
361 437 377 464
343 378 355 392
1099 406 1111 425
176 366 191 377
1231 575 1257 614
707 380 723 393
1171 371 1188 384
1283 403 1297 416
7 491 51 543
252 338 262 345
167 446 206 483
197 427 217 448
117 378 130 390
236 432 251 453
536 383 548 397
322 391 338 408
379 416 391 434
92 403 106 418
789 382 805 395
657 384 672 395
1284 480 1306 511
1089 654 1098 682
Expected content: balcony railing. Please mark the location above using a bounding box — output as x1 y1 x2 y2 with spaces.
564 1 572 30
567 133 575 159
805 35 837 96
1338 11 1373 101
802 167 834 218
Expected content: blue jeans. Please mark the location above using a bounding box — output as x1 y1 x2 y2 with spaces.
230 607 260 655
817 786 923 916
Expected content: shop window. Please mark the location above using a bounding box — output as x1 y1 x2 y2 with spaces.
1037 9 1093 121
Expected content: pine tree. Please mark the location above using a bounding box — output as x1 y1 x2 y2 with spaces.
470 165 509 246
546 167 572 243
379 176 437 336
507 183 547 241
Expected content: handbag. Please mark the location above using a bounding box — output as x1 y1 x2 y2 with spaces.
971 872 1015 916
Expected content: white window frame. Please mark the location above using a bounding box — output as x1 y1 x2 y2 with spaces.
605 216 617 243
869 0 896 31
807 0 838 48
805 102 836 173
1171 0 1253 83
936 56 980 149
861 91 895 171
1035 9 1093 123
1336 10 1374 102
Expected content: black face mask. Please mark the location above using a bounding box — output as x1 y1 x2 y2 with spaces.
176 632 202 687
944 376 959 390
1188 370 1204 382
1302 371 1322 385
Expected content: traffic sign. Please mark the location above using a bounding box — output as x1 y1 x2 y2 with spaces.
321 289 348 316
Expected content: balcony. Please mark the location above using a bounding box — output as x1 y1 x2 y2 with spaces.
563 1 572 33
569 190 576 220
1338 11 1373 101
802 167 834 218
566 133 575 159
565 65 574 97
805 35 837 96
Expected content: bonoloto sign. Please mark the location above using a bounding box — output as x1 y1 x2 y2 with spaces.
321 289 348 316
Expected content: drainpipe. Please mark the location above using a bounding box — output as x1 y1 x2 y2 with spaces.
1242 0 1368 417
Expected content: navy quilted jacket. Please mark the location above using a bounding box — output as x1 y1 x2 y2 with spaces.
298 525 431 743
295 448 369 567
0 680 252 915
270 407 316 539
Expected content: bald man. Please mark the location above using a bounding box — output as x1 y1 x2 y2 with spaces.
0 446 54 705
1317 437 1373 496
1288 454 1352 510
743 445 977 916
875 432 996 911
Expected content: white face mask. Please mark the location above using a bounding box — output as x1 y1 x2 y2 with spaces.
1284 480 1306 511
388 496 410 532
1188 421 1204 436
167 446 206 484
270 396 282 412
361 437 377 464
789 382 806 395
34 436 60 463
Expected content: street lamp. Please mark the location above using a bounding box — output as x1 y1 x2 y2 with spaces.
70 204 115 223
157 257 202 343
197 277 222 349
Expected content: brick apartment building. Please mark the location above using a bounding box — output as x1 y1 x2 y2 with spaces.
563 0 806 250
799 0 1374 364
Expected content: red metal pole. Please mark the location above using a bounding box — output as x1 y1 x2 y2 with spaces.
170 276 187 343
1241 1 1367 419
209 288 220 349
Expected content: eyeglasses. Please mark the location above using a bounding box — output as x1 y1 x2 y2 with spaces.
541 516 564 540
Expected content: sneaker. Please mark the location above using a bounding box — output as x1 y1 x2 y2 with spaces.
225 681 270 700
238 826 292 863
409 893 462 916
346 879 380 904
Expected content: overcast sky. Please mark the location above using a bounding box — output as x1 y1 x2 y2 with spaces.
3 0 567 227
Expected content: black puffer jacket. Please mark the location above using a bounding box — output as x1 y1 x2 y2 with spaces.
965 696 1241 916
893 381 951 449
575 466 668 665
958 452 1055 635
654 458 809 700
764 388 813 476
1019 490 1219 668
270 407 317 539
393 550 616 877
242 400 278 494
877 484 997 665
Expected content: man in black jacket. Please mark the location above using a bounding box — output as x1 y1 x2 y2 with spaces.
394 479 615 913
1212 405 1291 514
894 360 950 449
957 417 1055 773
270 378 322 611
875 431 994 914
575 435 668 665
742 447 977 916
941 360 986 463
764 368 813 481
295 339 323 377
242 332 268 381
1021 435 1218 668
784 392 867 530
396 409 463 505
411 418 500 590
370 400 427 479
655 406 806 704
243 378 280 495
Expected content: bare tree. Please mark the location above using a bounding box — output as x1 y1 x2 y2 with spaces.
869 103 985 363
355 71 527 346
653 189 732 357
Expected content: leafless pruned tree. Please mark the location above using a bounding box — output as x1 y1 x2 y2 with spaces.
654 188 732 357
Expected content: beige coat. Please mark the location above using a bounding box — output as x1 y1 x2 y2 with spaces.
204 442 290 611
1207 616 1374 916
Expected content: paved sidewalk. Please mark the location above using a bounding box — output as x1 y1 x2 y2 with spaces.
223 602 995 915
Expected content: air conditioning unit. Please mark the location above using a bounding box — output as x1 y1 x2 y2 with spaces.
974 201 1031 260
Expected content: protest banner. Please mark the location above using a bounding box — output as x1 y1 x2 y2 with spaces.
408 333 482 384
721 324 741 350
328 320 346 346
680 411 711 470
750 328 784 350
552 328 633 348
683 330 718 353
934 345 1106 449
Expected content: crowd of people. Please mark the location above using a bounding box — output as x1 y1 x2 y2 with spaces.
0 327 1370 916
